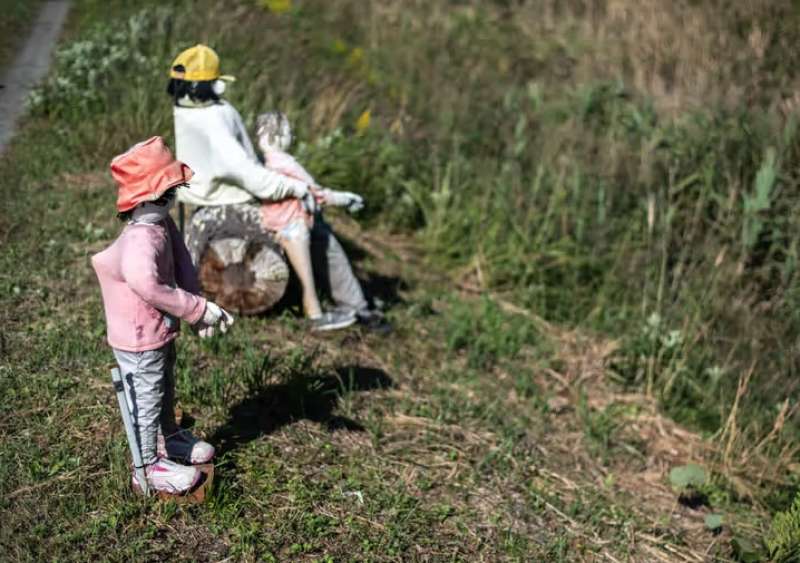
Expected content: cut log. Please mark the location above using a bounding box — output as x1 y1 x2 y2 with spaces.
198 236 289 315
183 203 290 315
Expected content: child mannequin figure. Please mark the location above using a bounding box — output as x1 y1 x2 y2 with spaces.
256 112 365 332
92 137 234 494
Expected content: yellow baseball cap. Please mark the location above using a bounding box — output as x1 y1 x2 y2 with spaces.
169 44 235 82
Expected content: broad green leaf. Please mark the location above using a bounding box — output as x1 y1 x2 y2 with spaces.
732 537 763 563
753 147 776 211
669 463 707 490
705 513 723 531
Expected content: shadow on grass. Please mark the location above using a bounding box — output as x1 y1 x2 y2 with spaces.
210 365 393 456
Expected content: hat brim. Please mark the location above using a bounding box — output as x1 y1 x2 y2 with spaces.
168 70 236 83
145 161 194 204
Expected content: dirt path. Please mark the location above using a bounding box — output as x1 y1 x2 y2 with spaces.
0 0 70 153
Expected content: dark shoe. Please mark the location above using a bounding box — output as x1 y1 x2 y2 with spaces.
157 429 215 464
355 308 392 333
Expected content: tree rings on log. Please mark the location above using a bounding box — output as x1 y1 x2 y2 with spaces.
198 237 289 315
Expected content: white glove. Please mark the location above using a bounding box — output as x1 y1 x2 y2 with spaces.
319 189 364 213
197 302 234 338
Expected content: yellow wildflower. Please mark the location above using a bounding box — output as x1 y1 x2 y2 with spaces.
347 47 365 67
331 39 348 54
260 0 292 14
355 110 371 134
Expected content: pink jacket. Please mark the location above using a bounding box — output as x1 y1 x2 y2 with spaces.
260 150 317 233
91 216 206 352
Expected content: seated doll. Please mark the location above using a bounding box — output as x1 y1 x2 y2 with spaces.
92 137 234 494
256 111 365 331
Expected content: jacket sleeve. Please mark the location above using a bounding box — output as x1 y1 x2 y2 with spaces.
121 226 207 325
166 216 202 295
212 109 309 202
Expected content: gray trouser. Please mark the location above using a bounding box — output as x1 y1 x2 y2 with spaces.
184 203 367 312
309 218 367 312
112 342 178 465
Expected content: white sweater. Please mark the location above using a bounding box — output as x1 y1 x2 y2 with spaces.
173 100 308 207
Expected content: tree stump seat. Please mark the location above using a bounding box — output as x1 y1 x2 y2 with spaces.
198 237 289 315
183 204 290 315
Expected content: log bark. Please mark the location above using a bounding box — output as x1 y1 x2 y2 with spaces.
198 236 289 315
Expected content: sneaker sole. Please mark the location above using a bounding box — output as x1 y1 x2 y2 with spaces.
310 316 358 332
132 466 203 496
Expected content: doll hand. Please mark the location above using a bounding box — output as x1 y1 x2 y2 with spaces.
319 189 364 213
346 194 365 213
219 308 235 332
202 301 224 325
197 302 235 338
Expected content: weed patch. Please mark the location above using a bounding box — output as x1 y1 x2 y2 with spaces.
767 491 800 562
443 295 540 370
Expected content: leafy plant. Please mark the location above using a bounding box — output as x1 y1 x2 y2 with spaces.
766 491 800 562
732 537 764 563
669 463 707 491
576 393 625 461
669 463 710 508
295 128 419 229
443 295 537 369
742 147 778 251
704 513 723 532
27 8 172 117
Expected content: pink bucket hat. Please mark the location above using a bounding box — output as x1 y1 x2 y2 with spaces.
111 136 193 212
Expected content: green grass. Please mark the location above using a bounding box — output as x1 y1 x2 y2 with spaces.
0 0 41 72
2 0 798 560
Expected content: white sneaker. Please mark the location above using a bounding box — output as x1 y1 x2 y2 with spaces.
132 458 201 495
157 429 215 464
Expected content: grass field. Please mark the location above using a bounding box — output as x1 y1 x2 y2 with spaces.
2 0 800 561
0 0 41 73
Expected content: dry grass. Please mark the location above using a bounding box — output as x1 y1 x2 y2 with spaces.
340 215 762 561
513 0 799 113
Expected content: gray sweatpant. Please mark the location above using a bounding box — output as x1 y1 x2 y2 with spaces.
308 218 367 312
112 341 178 465
184 203 367 312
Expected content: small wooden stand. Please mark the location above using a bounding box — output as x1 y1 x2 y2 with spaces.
158 463 214 504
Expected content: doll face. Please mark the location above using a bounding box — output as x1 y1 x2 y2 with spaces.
153 187 178 209
256 112 293 152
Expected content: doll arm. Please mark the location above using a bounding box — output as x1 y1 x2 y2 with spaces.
316 188 364 212
195 301 235 338
166 216 202 294
216 133 309 201
121 227 206 324
265 151 316 186
271 150 362 210
212 111 310 202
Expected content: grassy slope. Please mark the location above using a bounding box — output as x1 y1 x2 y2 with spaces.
0 0 796 561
